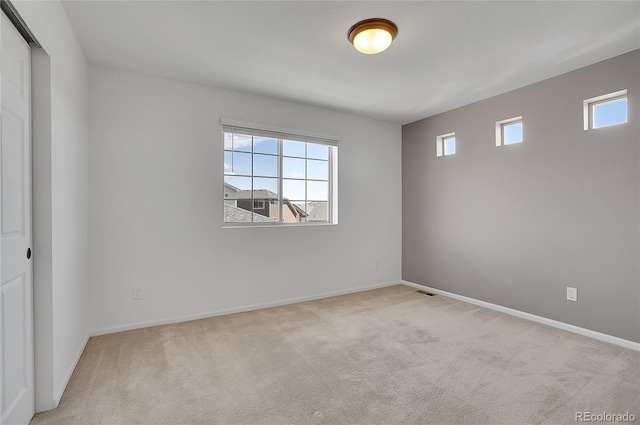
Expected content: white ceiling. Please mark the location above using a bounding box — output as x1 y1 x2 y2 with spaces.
62 1 640 125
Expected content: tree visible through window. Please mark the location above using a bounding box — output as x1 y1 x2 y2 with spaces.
222 124 336 225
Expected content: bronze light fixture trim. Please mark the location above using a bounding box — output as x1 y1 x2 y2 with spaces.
347 18 398 54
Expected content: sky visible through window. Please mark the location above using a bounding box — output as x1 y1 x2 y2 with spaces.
444 137 456 155
504 122 523 145
593 98 627 128
224 133 329 204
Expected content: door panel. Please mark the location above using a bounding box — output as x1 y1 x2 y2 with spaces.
2 276 26 411
1 10 33 425
1 108 25 234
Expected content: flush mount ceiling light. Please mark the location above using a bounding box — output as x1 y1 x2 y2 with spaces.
348 18 398 55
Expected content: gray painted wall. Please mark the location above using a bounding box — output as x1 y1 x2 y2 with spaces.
402 50 639 343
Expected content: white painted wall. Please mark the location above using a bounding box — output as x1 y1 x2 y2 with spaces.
12 1 89 411
88 65 402 334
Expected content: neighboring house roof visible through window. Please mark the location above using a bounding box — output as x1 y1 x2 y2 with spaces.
223 203 275 223
303 201 328 221
224 182 241 192
292 204 307 217
235 189 278 200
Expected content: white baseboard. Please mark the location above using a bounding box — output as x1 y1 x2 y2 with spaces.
54 333 89 407
89 281 399 337
90 280 640 351
402 280 640 351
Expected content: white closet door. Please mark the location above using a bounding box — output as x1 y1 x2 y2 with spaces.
1 9 34 425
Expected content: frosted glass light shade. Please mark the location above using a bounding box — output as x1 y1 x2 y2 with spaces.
353 29 393 54
348 18 398 55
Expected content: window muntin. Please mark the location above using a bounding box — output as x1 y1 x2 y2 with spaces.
222 123 336 225
436 132 456 157
496 116 523 146
281 139 330 223
584 90 627 130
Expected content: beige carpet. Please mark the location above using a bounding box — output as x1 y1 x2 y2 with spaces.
30 284 639 425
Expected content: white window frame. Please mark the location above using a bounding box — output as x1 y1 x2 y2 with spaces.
496 116 523 147
436 132 456 157
253 200 265 209
222 119 338 227
583 89 627 130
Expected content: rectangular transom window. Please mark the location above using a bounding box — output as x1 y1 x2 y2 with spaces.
584 90 627 130
436 133 456 157
222 120 338 225
496 116 523 146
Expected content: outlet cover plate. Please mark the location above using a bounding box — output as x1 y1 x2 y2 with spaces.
133 287 143 300
566 287 577 302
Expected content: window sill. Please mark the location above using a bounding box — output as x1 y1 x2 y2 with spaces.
222 222 337 229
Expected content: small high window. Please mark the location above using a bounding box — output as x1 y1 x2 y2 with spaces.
436 133 456 157
584 90 627 130
496 117 523 146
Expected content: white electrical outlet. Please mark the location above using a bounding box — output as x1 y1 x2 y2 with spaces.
566 287 577 302
133 287 143 300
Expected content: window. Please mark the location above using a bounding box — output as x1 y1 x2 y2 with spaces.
436 133 456 157
584 90 627 130
222 120 337 225
496 116 523 146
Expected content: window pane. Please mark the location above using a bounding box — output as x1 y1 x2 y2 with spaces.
226 197 277 223
283 157 305 179
282 201 305 223
234 187 255 220
304 201 328 223
307 159 328 180
253 177 278 196
233 134 253 152
224 151 233 174
224 132 233 150
253 137 278 154
224 176 241 209
283 140 305 158
232 152 252 175
253 154 277 177
504 122 523 145
283 179 305 200
444 137 456 155
307 181 328 201
307 143 329 160
593 98 627 128
224 175 251 191
224 203 252 223
266 199 280 222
